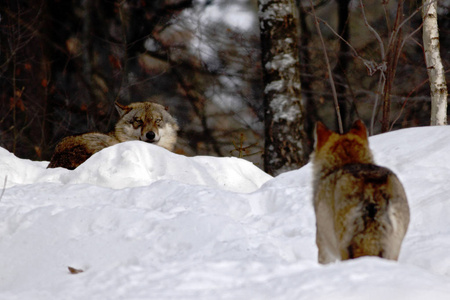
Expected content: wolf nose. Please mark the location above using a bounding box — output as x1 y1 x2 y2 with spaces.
146 131 156 141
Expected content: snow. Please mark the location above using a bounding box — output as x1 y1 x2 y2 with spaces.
269 94 302 122
185 0 256 65
1 126 450 299
191 0 256 31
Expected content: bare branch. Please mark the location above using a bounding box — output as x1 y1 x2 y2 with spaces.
359 0 385 60
309 0 343 133
0 176 7 202
370 72 386 135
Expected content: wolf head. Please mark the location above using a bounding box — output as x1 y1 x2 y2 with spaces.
312 120 374 173
113 101 179 151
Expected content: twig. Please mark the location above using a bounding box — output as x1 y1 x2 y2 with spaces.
230 133 261 158
308 0 343 133
359 0 388 133
360 0 385 60
370 72 386 135
388 68 450 130
309 15 359 58
309 14 385 78
387 22 425 128
386 2 427 57
0 176 7 202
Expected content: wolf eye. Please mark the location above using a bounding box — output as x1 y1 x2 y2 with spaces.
155 118 163 126
131 118 143 128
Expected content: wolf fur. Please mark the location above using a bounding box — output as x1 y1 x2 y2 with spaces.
48 101 179 170
311 120 410 264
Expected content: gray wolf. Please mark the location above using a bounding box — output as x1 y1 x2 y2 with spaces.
48 101 179 169
311 120 410 264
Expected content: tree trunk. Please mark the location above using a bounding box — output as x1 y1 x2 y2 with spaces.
422 0 448 125
258 0 308 176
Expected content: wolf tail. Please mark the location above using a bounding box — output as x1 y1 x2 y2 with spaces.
344 168 398 260
336 164 408 261
346 196 392 259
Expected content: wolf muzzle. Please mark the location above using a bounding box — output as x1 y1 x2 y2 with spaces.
146 131 156 141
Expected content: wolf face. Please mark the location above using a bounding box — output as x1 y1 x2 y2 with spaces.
311 120 410 264
48 101 179 169
114 102 179 151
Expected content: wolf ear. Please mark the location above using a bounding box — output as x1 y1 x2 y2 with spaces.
115 102 131 118
315 121 333 150
349 119 368 140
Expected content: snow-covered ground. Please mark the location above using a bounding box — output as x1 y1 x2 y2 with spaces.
1 126 450 299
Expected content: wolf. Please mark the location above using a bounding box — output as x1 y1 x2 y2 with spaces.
311 120 410 264
48 101 179 170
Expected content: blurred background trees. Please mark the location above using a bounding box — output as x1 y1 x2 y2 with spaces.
1 0 449 174
1 0 263 163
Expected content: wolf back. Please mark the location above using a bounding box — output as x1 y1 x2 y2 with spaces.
311 120 410 264
48 101 179 170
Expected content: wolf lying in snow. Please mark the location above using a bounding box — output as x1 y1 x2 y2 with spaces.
48 101 179 170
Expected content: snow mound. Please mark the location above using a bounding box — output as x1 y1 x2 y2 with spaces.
0 141 271 193
1 126 450 299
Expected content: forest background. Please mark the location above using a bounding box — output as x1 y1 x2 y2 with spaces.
1 0 449 175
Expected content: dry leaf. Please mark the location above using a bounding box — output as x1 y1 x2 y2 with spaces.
68 266 84 274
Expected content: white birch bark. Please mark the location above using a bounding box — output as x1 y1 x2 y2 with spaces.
258 0 307 176
422 0 448 125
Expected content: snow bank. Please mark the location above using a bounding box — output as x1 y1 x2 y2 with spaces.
0 126 450 299
0 142 271 193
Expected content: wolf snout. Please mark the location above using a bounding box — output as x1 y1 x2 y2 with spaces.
146 131 156 141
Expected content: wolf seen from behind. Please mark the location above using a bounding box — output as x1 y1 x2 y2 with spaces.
311 120 410 264
48 101 179 170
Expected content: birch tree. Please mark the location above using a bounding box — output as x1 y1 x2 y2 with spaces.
422 0 448 125
258 0 308 176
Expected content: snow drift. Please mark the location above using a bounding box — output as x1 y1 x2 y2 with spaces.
0 126 450 299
